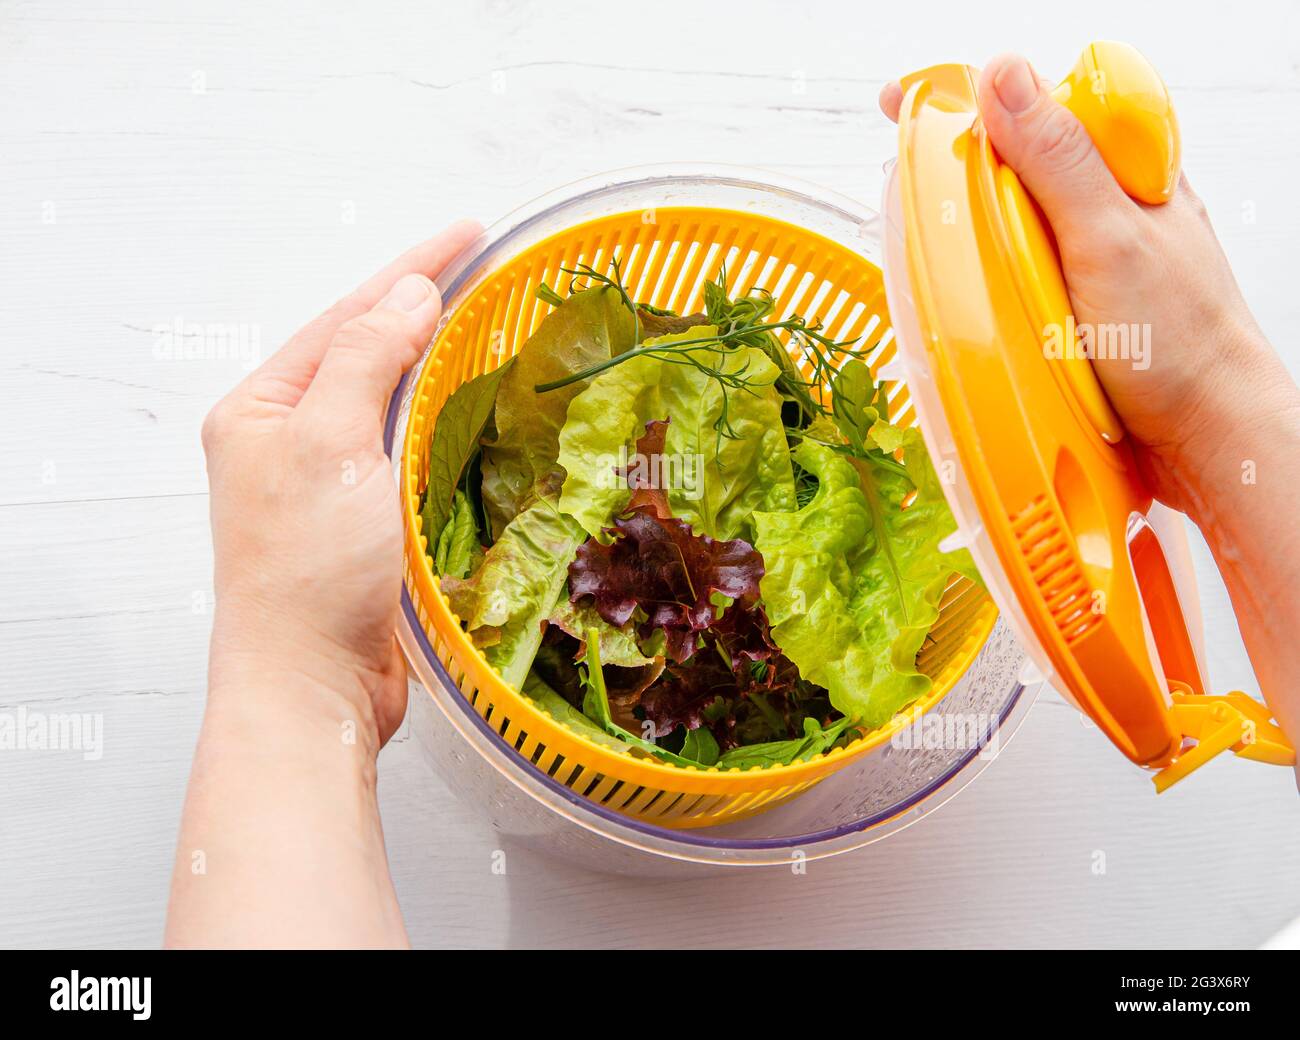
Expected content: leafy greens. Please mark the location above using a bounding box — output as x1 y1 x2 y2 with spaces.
480 285 637 536
421 259 980 770
441 495 585 691
753 436 976 728
557 335 795 540
419 360 513 552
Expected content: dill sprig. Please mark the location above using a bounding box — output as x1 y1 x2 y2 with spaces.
538 258 644 343
532 258 865 446
700 267 865 426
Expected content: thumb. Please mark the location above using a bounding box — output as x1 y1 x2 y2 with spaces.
298 272 442 429
977 54 1133 235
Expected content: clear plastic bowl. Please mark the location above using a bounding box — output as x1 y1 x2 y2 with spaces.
384 164 1039 876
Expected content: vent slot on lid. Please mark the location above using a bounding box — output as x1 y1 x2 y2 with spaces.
1011 494 1097 645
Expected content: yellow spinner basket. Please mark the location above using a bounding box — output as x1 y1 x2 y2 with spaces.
400 184 997 829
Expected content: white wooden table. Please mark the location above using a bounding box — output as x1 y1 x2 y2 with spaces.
3 0 1299 949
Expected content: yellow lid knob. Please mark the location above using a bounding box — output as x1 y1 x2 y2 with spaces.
1050 41 1181 204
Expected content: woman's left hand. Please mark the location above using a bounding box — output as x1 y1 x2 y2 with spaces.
201 221 480 745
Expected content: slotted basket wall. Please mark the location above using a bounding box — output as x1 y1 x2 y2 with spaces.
400 202 997 828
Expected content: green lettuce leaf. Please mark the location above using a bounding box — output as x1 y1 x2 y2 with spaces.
557 336 795 540
679 726 721 766
578 628 703 768
440 495 586 690
547 595 655 669
752 437 974 728
480 286 637 536
831 358 904 454
715 715 860 770
433 489 482 579
420 360 513 550
522 673 631 753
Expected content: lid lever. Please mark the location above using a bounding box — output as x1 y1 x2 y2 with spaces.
1153 688 1295 792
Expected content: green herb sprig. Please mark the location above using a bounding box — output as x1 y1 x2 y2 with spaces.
532 260 865 442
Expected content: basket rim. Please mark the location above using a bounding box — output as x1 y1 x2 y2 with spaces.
394 170 996 790
425 161 883 302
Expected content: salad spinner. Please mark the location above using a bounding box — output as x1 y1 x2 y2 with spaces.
385 42 1293 869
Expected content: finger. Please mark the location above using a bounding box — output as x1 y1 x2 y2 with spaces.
346 218 482 313
295 272 443 434
976 54 1134 235
246 220 481 408
878 81 903 123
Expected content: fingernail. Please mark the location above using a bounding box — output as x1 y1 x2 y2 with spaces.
994 57 1038 113
379 273 434 313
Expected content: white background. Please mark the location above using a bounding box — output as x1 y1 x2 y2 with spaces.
2 0 1299 948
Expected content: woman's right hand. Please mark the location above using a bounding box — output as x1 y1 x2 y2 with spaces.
883 52 1300 777
880 54 1297 518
